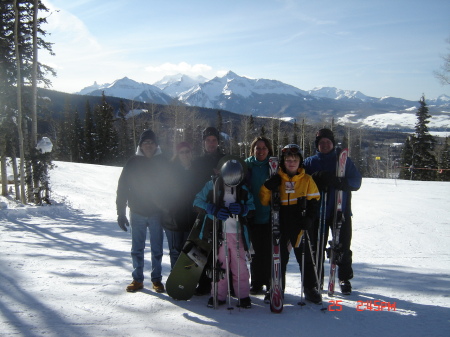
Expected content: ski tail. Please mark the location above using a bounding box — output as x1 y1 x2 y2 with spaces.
268 156 283 313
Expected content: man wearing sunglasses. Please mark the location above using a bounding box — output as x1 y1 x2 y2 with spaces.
303 128 362 296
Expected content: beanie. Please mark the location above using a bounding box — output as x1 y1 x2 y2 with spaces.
176 141 192 152
202 126 220 141
139 129 158 146
315 128 335 149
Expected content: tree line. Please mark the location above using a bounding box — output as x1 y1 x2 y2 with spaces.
1 2 449 205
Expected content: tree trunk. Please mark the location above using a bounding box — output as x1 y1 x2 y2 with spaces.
14 0 26 204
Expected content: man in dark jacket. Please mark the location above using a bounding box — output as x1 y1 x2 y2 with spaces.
303 128 362 295
190 126 225 295
116 129 177 293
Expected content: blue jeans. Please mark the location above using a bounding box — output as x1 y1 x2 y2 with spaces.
130 212 166 283
165 230 190 268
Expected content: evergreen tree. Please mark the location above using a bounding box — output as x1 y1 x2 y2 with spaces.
409 96 437 180
83 100 97 164
95 93 118 164
437 137 450 181
399 136 414 179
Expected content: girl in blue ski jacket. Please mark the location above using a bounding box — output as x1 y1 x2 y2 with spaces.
193 156 255 308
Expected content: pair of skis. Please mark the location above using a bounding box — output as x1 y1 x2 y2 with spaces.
268 157 283 313
326 148 348 296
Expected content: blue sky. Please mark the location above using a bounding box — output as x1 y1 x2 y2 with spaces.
40 0 450 101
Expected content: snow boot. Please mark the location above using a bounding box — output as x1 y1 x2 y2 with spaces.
237 297 252 309
126 280 143 292
207 297 226 308
339 280 352 295
152 281 165 293
304 287 322 304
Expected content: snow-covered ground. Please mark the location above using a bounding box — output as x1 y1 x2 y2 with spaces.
1 161 449 337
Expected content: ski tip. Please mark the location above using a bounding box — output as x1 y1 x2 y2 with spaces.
320 307 328 312
297 301 306 306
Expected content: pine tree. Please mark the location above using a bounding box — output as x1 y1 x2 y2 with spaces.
437 137 450 181
95 93 118 164
409 95 437 181
83 100 97 164
399 137 413 179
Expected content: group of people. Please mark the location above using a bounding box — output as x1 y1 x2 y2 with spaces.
116 126 362 309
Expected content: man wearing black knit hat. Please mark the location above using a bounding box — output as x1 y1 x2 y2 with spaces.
190 126 225 295
303 128 362 296
116 129 179 294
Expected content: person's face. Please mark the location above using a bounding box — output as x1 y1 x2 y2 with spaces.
178 146 192 167
284 155 300 175
204 135 219 154
140 139 157 158
318 138 334 154
254 140 269 162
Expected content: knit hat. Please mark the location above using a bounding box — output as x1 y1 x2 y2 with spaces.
139 129 158 146
315 128 335 149
202 126 220 141
176 141 192 152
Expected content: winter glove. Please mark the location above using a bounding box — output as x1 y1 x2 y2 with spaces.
333 177 347 191
311 171 334 191
229 202 249 216
216 207 231 221
264 174 281 191
117 214 130 232
298 216 313 230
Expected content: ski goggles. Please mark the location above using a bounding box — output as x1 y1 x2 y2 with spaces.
281 144 301 154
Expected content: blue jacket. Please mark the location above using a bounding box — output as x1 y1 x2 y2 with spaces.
244 156 271 224
303 149 362 219
193 178 255 250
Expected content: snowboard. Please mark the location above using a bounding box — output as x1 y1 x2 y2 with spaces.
166 214 212 301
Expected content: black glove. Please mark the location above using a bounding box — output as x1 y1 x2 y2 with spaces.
117 214 129 232
264 174 281 191
298 216 313 230
311 171 333 191
333 177 347 191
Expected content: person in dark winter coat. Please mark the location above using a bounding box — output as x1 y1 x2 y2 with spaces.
303 128 362 295
244 136 274 296
191 126 225 295
193 156 255 308
260 144 321 304
170 141 197 256
116 129 179 294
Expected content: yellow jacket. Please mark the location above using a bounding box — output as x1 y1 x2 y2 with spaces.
259 168 320 207
259 167 320 247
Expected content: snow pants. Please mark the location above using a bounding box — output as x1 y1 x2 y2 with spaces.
212 233 250 301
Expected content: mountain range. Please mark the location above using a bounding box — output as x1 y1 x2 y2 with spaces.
76 71 450 132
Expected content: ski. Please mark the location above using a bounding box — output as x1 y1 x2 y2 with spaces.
327 148 348 297
268 156 283 313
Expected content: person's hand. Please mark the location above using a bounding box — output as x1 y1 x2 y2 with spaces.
311 171 333 190
229 202 249 215
117 214 129 232
264 174 281 191
298 216 313 230
216 207 230 221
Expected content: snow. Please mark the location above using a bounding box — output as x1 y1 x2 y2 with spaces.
1 161 449 337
